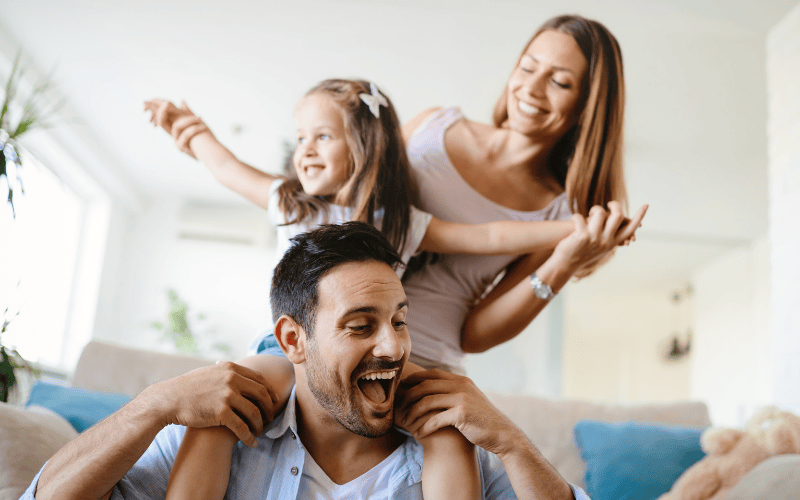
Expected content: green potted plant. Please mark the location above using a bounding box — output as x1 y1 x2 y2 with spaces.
150 289 231 359
0 306 40 403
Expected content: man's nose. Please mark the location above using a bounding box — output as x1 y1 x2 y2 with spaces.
373 323 404 361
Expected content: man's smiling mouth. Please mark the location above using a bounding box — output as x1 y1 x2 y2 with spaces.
356 369 398 404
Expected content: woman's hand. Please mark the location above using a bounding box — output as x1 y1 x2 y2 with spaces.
144 99 211 159
553 201 648 276
396 369 525 457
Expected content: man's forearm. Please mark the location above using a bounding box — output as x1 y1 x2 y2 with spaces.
36 389 166 500
496 431 575 500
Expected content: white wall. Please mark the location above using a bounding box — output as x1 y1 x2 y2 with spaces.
767 3 800 415
689 236 771 426
464 296 562 397
93 199 277 361
563 289 692 403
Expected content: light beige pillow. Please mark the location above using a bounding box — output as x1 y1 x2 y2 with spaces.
0 402 78 500
725 454 800 500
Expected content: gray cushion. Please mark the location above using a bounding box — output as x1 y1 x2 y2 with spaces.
0 403 78 500
725 454 800 500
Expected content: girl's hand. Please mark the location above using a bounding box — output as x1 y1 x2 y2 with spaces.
553 201 648 275
144 99 211 159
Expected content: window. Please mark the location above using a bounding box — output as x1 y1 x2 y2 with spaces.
1 149 84 369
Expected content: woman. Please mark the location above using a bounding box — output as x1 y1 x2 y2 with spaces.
400 14 646 371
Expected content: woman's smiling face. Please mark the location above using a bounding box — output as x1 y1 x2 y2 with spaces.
293 93 352 199
505 30 588 143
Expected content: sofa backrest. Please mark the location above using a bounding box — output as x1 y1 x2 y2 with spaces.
486 392 711 488
72 341 712 489
72 341 214 397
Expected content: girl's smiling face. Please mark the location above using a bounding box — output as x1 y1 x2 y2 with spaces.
293 93 352 198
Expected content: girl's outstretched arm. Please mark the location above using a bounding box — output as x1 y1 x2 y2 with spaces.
401 362 481 500
460 203 647 353
165 354 295 500
417 217 575 255
144 99 279 209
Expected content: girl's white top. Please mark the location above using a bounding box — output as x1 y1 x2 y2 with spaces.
247 179 432 353
267 179 432 274
402 107 572 368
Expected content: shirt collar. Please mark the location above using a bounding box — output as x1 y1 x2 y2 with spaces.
264 386 300 440
262 385 424 486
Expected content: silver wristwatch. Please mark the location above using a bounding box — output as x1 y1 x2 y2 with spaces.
529 273 555 300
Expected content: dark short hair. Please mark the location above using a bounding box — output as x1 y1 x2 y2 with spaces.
270 221 403 337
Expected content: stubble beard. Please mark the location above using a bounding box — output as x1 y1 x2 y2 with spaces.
305 341 393 438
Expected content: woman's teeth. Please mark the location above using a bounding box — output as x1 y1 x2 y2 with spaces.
518 101 543 115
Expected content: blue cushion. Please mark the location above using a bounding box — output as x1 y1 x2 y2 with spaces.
573 420 706 500
26 382 131 433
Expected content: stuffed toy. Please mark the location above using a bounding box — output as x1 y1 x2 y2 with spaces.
658 406 800 500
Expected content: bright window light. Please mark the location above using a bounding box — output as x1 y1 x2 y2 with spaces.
1 149 84 368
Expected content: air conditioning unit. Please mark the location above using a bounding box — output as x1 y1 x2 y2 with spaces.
177 201 274 247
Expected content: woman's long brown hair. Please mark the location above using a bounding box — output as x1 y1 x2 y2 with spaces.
277 79 415 252
492 15 628 217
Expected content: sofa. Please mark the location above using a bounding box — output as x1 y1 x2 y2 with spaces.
2 341 797 499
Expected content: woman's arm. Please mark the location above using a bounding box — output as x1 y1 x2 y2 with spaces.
417 217 574 255
461 202 647 353
165 354 295 500
144 99 279 209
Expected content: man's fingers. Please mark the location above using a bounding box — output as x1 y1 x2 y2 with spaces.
401 393 458 426
219 407 258 447
400 368 458 386
399 379 462 410
228 392 266 436
414 408 460 439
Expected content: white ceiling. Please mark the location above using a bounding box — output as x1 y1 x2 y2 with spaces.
0 0 796 294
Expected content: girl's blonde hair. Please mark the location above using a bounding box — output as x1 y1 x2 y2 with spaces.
493 14 628 217
277 79 415 252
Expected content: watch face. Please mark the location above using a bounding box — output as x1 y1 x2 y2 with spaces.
534 287 551 300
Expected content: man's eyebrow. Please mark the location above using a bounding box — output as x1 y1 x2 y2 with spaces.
342 300 409 317
522 54 576 74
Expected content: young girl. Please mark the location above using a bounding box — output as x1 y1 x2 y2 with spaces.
145 79 630 499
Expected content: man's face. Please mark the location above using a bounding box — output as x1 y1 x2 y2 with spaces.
304 260 410 438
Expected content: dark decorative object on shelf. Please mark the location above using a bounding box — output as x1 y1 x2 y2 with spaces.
667 333 692 360
664 284 694 362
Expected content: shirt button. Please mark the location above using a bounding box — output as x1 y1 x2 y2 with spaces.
290 431 296 439
291 466 299 476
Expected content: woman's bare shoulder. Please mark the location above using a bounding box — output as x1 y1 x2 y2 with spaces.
402 107 443 141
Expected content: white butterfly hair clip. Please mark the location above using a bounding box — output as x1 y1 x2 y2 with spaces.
359 83 388 118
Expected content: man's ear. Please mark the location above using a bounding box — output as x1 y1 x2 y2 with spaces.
274 315 307 364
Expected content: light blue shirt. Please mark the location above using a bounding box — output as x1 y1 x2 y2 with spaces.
23 388 590 499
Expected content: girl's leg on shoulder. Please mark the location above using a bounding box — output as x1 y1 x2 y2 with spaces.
165 353 295 500
402 361 481 500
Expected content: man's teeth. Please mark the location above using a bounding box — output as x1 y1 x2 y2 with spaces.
518 101 542 115
359 370 398 381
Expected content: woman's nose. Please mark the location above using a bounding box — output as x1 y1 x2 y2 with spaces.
523 70 548 98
